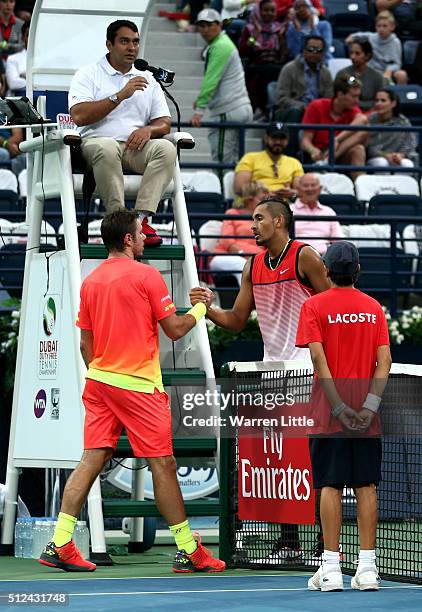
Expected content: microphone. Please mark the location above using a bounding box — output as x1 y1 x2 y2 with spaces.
134 58 175 85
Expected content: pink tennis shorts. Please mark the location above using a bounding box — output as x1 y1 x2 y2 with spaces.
82 379 173 457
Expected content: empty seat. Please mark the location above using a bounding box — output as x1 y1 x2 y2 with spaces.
368 195 422 231
318 172 355 195
184 192 226 233
223 170 236 201
181 171 222 194
327 58 352 79
342 223 401 248
356 247 412 293
325 0 373 38
0 168 18 192
330 38 347 58
0 243 26 298
391 85 422 125
355 175 420 202
319 194 363 216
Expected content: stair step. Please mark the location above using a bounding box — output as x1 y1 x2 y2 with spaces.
147 16 179 32
147 31 203 47
162 368 206 386
116 435 217 458
163 61 204 76
148 46 203 62
80 244 185 260
103 498 219 517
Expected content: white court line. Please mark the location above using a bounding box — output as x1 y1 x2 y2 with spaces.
44 585 422 597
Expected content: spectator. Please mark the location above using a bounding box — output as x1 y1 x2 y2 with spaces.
336 39 386 112
239 0 288 119
285 0 332 62
291 173 343 254
0 0 24 59
274 0 326 19
68 20 177 247
234 122 304 196
190 9 253 167
367 89 417 169
0 126 24 174
301 74 368 181
5 18 28 95
375 0 422 34
221 0 255 45
275 34 332 154
346 11 407 85
210 181 269 285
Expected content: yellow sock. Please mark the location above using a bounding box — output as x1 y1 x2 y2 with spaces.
53 512 77 547
169 519 197 554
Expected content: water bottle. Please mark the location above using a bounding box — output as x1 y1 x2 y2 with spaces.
31 519 45 559
14 518 25 557
22 518 34 559
73 521 90 559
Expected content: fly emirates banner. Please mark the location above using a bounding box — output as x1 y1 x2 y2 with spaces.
238 421 315 524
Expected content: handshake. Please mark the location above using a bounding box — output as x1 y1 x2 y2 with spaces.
189 286 215 309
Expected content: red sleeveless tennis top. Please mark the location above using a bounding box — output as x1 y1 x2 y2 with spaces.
251 240 316 362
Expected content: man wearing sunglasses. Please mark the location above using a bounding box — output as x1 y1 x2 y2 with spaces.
234 122 304 199
301 74 368 180
275 36 333 155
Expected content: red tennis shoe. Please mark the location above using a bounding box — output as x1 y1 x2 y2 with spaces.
142 217 162 247
172 536 226 573
38 540 96 572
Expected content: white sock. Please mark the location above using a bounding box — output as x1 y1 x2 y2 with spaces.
322 549 340 569
357 549 376 572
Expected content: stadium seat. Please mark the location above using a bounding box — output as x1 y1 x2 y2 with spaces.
356 247 412 293
342 223 401 248
325 0 373 38
368 195 422 231
0 189 19 211
197 220 222 252
330 38 347 58
0 169 18 192
180 171 222 194
184 192 226 233
327 58 352 80
8 220 57 246
355 175 420 202
402 224 421 286
318 172 355 195
319 194 363 216
391 85 422 125
0 243 26 299
0 218 13 244
223 170 236 201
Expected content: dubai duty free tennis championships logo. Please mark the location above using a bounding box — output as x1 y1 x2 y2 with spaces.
34 389 47 418
43 297 56 336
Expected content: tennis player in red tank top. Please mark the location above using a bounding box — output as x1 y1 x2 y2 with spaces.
190 196 331 562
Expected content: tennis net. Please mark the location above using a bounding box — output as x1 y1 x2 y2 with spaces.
219 361 422 583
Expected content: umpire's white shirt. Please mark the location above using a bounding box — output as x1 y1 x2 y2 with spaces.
68 55 171 141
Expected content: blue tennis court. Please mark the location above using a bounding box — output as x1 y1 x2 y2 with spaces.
1 575 421 611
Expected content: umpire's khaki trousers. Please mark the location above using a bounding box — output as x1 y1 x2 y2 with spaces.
80 137 177 214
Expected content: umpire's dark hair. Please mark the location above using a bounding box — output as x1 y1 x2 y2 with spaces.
328 269 360 286
107 20 138 44
101 209 139 252
304 35 326 50
255 196 293 231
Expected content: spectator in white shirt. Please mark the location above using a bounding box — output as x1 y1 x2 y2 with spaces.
5 19 27 95
291 173 343 254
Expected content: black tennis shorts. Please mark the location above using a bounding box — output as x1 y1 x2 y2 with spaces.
309 436 382 489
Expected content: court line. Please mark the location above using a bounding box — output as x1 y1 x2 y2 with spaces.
44 585 422 596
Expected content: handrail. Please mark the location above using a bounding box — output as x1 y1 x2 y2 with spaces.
176 120 422 176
